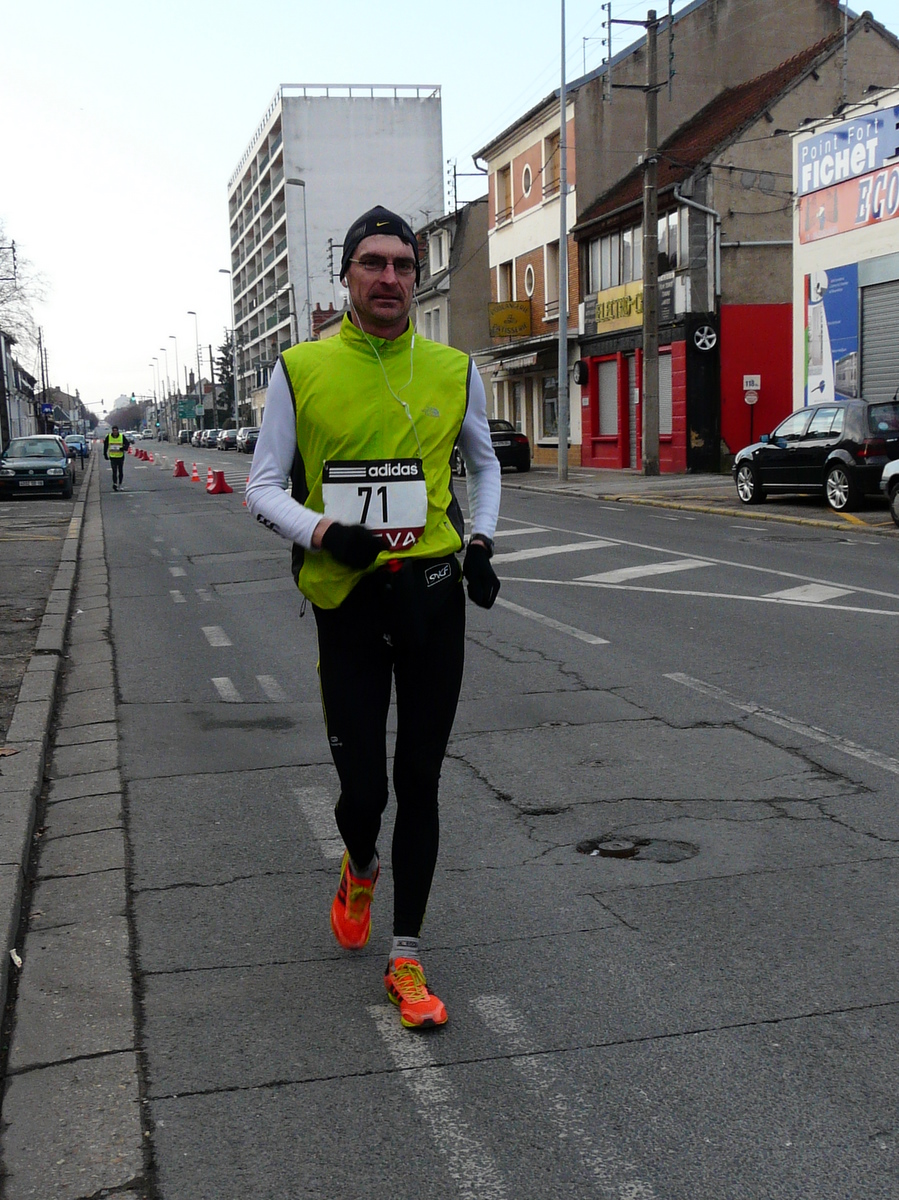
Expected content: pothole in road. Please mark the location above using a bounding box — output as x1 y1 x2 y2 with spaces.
576 835 699 863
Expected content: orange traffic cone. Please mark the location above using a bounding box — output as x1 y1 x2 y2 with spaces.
173 460 189 478
207 469 233 495
242 476 250 506
190 463 200 482
147 452 154 463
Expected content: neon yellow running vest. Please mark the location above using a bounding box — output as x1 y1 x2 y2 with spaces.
280 315 471 609
107 433 125 458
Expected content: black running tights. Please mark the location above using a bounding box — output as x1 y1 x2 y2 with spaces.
312 560 465 937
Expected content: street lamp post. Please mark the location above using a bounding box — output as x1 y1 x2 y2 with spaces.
286 177 313 341
187 311 203 431
218 269 239 428
148 364 157 432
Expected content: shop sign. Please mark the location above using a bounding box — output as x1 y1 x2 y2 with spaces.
798 162 899 243
797 107 899 198
488 301 531 337
593 281 643 333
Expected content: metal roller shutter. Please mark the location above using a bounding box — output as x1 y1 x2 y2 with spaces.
660 352 672 436
862 281 899 403
598 359 618 434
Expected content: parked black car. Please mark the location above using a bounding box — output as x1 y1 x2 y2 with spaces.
0 435 76 499
452 419 531 475
216 429 238 451
732 398 899 511
236 426 259 453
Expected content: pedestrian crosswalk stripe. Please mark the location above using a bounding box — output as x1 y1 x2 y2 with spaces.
577 558 711 584
368 1006 510 1200
168 565 186 577
202 625 232 647
492 539 613 565
762 583 853 603
169 590 185 604
492 526 547 538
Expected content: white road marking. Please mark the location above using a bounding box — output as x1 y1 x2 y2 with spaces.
293 787 343 859
169 590 185 604
153 536 164 542
763 583 853 603
211 677 241 703
472 996 657 1200
170 547 181 555
493 539 613 565
195 588 213 602
202 625 232 647
667 673 899 776
493 526 547 538
577 558 711 584
368 1006 510 1200
168 566 186 577
508 576 899 615
150 548 161 557
493 597 609 645
256 674 287 702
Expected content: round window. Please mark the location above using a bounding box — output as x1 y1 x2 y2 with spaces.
524 264 535 297
522 165 532 197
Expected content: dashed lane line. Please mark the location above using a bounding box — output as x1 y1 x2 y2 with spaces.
368 1006 510 1200
202 625 232 647
293 787 345 859
168 566 186 577
256 674 287 702
169 590 185 604
492 526 547 538
195 588 213 602
493 597 608 645
211 677 241 703
763 583 853 603
667 672 899 776
472 996 657 1200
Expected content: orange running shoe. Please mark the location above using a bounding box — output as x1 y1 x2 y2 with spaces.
384 958 448 1028
330 851 379 950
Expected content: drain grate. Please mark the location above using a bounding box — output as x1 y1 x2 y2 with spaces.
577 835 699 863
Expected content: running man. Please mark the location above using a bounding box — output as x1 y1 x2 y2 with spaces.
247 204 501 1029
103 425 126 491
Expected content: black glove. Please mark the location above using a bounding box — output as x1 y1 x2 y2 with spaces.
321 522 382 569
463 541 500 609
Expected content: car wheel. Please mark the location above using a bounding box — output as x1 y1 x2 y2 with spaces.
889 483 899 529
824 462 860 511
516 459 531 472
451 448 466 477
62 478 73 500
735 462 765 504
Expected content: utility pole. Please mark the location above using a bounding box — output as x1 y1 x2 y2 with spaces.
557 0 570 482
641 10 661 476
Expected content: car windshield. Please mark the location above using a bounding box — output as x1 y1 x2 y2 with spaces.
5 440 62 459
867 402 899 434
489 420 515 432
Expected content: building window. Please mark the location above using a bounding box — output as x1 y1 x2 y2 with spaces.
432 307 441 343
497 165 512 222
658 211 679 275
498 260 514 302
430 230 447 272
512 381 523 431
524 264 535 297
522 164 532 197
542 375 558 437
543 131 561 197
545 241 560 314
424 310 432 339
586 222 642 293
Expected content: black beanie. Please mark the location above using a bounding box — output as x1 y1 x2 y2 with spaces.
340 205 420 284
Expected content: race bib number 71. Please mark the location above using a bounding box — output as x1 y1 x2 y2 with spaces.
322 459 427 551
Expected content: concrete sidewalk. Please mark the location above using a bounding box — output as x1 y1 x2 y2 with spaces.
501 464 899 533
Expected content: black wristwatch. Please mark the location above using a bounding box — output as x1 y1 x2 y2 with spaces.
469 534 495 558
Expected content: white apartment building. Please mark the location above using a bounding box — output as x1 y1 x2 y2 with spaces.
227 84 444 419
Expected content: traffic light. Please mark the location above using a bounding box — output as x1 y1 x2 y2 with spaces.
130 393 136 404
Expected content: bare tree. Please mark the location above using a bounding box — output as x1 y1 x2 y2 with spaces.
0 221 45 351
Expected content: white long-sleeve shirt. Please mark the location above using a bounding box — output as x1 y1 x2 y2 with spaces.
245 356 501 550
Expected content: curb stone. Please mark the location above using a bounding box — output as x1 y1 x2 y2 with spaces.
0 452 94 1016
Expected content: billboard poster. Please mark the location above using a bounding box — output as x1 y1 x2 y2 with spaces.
798 163 899 243
796 107 899 197
804 263 859 405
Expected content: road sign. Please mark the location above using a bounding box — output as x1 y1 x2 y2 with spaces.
178 401 193 418
743 374 761 391
194 404 204 417
41 403 53 414
744 390 759 406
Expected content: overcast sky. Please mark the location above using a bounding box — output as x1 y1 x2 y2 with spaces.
3 0 898 415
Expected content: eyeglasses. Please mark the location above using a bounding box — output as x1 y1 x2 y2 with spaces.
349 256 417 278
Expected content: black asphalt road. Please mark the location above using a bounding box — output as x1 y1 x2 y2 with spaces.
104 454 899 1200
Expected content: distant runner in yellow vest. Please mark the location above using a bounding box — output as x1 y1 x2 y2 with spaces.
247 205 502 1030
103 425 126 491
